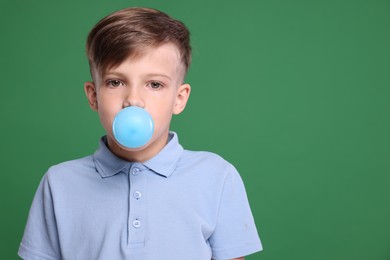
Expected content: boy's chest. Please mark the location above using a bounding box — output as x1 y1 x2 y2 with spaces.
53 169 222 259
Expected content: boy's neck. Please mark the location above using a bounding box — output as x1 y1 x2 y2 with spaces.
106 132 169 162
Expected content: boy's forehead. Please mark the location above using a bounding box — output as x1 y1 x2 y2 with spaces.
101 43 185 79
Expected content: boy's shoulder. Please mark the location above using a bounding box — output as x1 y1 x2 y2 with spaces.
179 149 239 178
181 149 229 165
45 154 95 180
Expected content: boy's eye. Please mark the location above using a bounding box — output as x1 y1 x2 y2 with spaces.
107 80 123 88
149 82 163 89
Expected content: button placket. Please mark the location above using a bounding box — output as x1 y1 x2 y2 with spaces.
128 165 147 247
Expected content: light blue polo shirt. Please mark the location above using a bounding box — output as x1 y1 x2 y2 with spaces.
19 132 262 260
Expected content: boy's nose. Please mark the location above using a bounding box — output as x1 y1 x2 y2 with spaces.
123 89 145 108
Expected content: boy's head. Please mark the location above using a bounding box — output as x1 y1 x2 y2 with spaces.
86 7 191 83
84 7 192 162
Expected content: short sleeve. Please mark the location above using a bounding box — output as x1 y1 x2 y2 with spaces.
18 173 61 260
209 165 262 259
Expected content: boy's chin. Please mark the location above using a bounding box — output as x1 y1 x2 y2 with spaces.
118 143 148 151
107 135 149 152
113 137 151 151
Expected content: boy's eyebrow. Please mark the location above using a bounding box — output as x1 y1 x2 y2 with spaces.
144 73 172 80
104 72 172 80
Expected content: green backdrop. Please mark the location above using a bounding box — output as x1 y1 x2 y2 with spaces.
1 0 389 259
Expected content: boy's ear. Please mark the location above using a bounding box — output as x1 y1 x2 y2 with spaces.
173 83 191 115
84 81 98 111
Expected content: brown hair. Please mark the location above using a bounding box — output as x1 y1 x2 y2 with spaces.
86 7 191 82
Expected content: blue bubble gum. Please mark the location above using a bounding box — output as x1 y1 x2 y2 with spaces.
112 106 154 149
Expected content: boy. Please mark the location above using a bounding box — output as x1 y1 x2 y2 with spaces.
19 7 262 260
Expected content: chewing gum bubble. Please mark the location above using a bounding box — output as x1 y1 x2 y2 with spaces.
112 106 154 148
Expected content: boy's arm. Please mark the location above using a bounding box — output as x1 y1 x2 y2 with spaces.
212 256 244 259
209 164 262 259
18 172 61 259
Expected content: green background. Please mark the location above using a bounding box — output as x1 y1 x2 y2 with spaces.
1 0 389 259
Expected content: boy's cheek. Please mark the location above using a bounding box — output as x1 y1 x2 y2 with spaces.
99 115 114 136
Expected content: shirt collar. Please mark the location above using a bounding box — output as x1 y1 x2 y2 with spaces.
93 132 183 178
93 136 130 178
143 132 183 178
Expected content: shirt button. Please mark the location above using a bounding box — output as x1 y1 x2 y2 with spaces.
132 168 140 175
133 220 141 228
134 191 142 200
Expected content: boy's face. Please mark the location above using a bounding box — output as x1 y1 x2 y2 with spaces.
84 43 191 161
